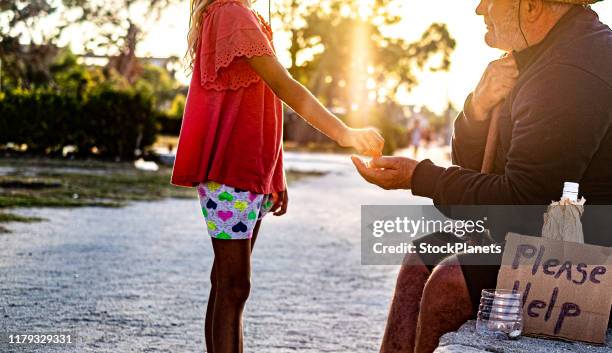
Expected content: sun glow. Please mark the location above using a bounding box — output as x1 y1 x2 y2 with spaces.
349 14 372 125
356 0 375 20
47 0 611 114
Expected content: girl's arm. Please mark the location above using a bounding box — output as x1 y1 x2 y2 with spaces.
247 55 384 155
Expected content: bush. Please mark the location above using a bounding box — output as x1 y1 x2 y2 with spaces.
157 114 182 136
156 94 186 136
0 88 158 160
0 90 80 155
82 89 158 160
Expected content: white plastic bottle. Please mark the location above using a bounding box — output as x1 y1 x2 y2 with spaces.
561 182 579 202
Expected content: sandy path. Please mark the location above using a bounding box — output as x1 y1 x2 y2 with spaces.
0 152 434 352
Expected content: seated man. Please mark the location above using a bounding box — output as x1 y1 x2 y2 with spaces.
352 0 612 352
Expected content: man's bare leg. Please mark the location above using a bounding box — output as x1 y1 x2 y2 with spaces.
414 256 472 353
380 253 431 353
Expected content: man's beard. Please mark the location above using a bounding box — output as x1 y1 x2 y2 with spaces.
493 1 528 52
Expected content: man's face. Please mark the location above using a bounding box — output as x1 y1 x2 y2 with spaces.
476 0 523 51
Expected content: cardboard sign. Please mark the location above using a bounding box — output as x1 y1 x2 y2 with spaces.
497 233 612 344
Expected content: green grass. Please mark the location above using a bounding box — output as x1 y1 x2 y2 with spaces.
0 157 321 228
0 170 192 209
0 212 43 223
0 211 43 234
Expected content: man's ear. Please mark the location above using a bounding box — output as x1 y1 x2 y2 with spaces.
524 0 545 23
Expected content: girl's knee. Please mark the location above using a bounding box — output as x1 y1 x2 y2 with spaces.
217 277 251 303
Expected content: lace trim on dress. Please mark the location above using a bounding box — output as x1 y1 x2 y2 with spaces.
200 1 274 91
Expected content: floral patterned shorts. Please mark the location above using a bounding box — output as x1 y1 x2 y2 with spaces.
197 181 274 240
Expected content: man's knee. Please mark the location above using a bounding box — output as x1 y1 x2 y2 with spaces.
402 251 427 267
421 257 471 308
396 252 431 288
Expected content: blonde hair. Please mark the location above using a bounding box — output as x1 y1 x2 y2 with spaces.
186 0 216 72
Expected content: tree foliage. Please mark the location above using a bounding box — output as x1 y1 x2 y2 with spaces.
275 0 456 117
0 88 159 160
0 0 180 88
62 0 179 82
0 0 65 88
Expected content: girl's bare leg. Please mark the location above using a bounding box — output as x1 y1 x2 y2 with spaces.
250 220 262 252
206 220 263 353
205 261 217 352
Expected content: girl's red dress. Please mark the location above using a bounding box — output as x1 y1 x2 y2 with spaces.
171 0 285 195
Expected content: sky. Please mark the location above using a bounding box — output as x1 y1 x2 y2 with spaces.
70 1 612 114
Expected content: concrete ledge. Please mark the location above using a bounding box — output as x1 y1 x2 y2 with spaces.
434 321 612 353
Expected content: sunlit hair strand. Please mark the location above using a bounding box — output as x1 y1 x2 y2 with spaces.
186 0 215 73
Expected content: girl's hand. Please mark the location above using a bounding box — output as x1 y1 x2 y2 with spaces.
339 127 385 157
270 189 288 216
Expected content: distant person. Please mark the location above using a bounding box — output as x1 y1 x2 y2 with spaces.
422 128 433 148
170 0 384 352
352 0 612 352
409 119 422 158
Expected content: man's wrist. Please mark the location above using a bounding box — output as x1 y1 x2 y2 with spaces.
455 95 492 145
411 159 445 199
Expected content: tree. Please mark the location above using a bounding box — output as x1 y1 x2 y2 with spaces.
63 0 179 82
0 0 180 88
133 62 184 111
275 0 456 127
0 0 66 88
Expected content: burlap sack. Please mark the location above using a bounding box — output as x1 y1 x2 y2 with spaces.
541 197 586 243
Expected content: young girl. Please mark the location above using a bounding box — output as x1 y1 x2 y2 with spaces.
171 0 384 351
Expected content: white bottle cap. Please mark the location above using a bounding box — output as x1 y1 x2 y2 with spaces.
562 182 579 202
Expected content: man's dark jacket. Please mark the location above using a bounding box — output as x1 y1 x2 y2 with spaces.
411 6 612 245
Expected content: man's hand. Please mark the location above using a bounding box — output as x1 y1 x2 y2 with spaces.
270 189 288 216
469 54 519 121
351 155 419 190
